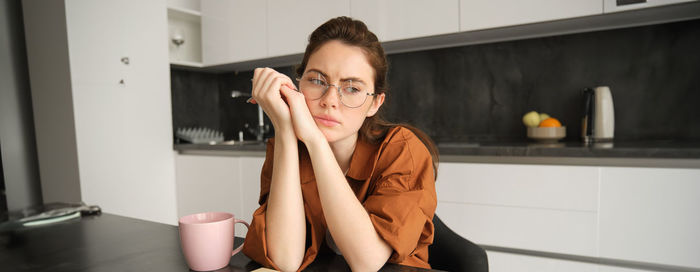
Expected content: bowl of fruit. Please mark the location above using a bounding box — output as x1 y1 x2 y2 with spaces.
522 111 566 142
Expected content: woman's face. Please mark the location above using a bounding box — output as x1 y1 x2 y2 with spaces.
302 40 385 144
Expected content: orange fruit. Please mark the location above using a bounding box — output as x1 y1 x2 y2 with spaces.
539 117 562 127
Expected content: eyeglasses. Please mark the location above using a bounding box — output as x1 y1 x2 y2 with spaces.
296 71 376 108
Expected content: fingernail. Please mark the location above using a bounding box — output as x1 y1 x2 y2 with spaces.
246 97 253 103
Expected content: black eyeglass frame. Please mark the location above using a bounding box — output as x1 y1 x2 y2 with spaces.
295 75 377 108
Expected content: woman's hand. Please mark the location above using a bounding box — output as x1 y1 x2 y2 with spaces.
279 85 325 144
250 68 297 134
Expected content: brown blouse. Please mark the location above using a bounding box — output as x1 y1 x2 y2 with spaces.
242 126 437 270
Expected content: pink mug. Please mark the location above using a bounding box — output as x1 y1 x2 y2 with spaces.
178 212 250 271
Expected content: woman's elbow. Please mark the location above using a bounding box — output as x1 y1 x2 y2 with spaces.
268 250 304 272
276 262 302 272
348 253 391 272
350 241 392 271
349 259 387 272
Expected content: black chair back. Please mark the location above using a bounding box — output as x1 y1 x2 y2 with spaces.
429 214 489 271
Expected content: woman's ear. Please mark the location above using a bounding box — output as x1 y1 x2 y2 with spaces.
366 93 385 117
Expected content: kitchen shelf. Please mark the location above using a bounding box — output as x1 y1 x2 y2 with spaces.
167 5 202 66
167 6 201 22
170 60 204 68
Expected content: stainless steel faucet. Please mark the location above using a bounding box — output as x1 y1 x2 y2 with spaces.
231 90 269 141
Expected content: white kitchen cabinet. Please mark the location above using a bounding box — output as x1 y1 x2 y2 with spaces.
350 0 459 42
437 162 700 270
598 167 700 269
239 156 265 225
439 201 599 257
603 0 697 13
488 251 657 272
24 0 178 225
176 155 242 235
266 0 350 57
437 163 599 211
202 0 267 65
487 251 599 272
175 154 264 237
459 0 602 31
436 163 600 257
597 266 658 272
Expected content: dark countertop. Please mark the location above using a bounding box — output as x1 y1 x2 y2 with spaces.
174 139 700 168
437 140 700 159
175 140 700 158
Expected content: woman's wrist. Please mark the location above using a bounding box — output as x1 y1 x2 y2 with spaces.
304 135 330 156
274 127 297 144
297 128 326 146
270 121 294 136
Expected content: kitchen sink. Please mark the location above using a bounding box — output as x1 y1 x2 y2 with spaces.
217 140 266 146
237 140 266 146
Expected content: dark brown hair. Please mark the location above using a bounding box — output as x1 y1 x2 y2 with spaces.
295 16 439 177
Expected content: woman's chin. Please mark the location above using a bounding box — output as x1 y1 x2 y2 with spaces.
319 128 338 143
319 127 360 145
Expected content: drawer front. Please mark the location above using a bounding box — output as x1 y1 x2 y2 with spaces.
599 167 700 268
437 163 599 211
437 201 598 256
487 251 599 272
175 155 241 219
239 157 265 225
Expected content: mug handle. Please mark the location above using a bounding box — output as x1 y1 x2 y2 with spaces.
231 219 250 256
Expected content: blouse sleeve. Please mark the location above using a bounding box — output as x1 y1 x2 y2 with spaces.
362 131 437 263
241 139 281 271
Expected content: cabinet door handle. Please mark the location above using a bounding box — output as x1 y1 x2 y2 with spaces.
617 0 646 6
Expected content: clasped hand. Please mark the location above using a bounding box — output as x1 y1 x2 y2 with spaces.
250 68 324 144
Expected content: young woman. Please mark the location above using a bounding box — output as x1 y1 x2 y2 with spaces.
242 17 439 271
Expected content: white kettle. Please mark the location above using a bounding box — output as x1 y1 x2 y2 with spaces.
581 86 615 142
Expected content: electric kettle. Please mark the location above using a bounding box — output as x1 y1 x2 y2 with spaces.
581 86 615 143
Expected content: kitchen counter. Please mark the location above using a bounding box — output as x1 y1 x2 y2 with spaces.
174 140 700 168
438 140 700 158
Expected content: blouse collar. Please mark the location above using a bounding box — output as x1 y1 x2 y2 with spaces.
298 134 382 183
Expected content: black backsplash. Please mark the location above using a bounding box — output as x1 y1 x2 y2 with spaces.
170 19 700 143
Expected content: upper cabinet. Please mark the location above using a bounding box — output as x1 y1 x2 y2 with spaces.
351 0 459 42
202 0 266 65
460 0 602 31
266 0 350 57
185 0 699 69
604 0 697 13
